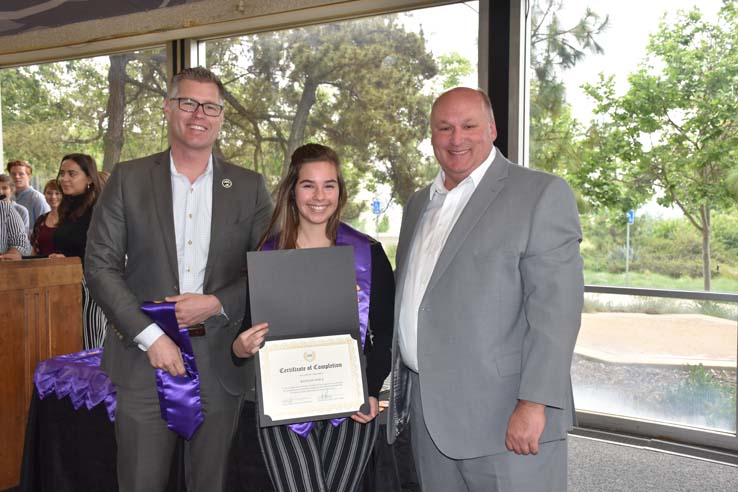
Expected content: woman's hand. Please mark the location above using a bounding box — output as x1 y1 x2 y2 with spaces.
351 396 379 424
232 322 269 358
48 253 66 258
0 248 22 261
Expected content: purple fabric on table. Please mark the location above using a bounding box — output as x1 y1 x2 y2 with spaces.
33 349 117 422
261 222 373 437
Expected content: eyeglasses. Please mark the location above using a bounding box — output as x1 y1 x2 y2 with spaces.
169 97 224 117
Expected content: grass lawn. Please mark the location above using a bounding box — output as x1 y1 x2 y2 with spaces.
585 270 738 294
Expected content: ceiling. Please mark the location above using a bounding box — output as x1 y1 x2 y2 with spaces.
0 0 201 37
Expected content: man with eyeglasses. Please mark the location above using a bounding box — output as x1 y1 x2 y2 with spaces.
86 67 273 492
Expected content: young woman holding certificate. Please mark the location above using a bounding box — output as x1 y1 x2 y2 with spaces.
232 143 395 492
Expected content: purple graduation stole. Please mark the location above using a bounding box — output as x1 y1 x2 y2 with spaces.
140 301 205 440
261 222 372 437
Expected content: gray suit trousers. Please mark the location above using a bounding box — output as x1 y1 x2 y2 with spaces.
114 336 242 492
409 372 567 492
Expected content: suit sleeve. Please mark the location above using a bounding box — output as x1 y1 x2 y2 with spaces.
365 241 395 397
211 172 273 320
85 164 153 344
517 177 583 409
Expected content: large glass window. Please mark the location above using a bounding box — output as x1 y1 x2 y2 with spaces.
0 47 167 185
575 292 736 433
527 0 737 439
528 0 734 294
202 2 479 260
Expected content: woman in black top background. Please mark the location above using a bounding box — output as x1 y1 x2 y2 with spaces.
50 153 107 349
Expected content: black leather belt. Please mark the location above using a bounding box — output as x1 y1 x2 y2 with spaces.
187 324 206 337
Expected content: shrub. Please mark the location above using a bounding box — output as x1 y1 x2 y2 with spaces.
662 364 736 430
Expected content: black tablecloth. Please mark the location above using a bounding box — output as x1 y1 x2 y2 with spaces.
19 389 418 492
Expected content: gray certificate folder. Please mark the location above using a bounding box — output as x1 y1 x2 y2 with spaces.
247 246 370 426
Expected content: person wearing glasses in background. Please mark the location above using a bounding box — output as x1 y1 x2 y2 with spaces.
85 67 273 492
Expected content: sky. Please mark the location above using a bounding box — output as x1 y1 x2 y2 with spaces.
403 1 480 89
557 0 721 122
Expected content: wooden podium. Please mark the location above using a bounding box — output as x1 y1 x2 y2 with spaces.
0 257 84 490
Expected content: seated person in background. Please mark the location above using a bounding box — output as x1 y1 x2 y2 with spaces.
31 179 62 256
7 159 50 230
0 199 31 260
233 143 395 492
0 173 31 232
49 153 107 349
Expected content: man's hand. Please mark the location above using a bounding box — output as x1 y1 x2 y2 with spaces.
505 400 546 455
164 293 222 327
232 323 269 358
48 253 66 259
147 335 186 376
351 396 379 424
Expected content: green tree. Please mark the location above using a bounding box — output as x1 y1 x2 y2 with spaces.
3 16 437 213
208 15 438 210
437 52 473 90
100 50 168 171
579 1 738 291
529 0 609 175
1 60 109 180
1 49 167 180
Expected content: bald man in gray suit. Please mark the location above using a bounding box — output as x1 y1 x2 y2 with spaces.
86 67 272 492
387 87 583 491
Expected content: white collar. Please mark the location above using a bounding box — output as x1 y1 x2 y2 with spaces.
169 152 214 178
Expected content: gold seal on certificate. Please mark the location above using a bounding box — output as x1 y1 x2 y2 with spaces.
259 334 365 423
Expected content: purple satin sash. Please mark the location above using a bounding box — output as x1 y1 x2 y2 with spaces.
34 349 117 421
141 302 205 440
262 222 372 437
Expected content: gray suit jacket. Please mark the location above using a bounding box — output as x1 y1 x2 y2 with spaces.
387 150 583 459
85 150 272 398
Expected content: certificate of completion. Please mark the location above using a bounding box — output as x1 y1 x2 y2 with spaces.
259 334 365 423
247 246 370 426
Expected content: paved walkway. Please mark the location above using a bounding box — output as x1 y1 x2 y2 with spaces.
576 313 737 368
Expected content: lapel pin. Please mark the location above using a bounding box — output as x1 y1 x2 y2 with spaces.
222 178 232 188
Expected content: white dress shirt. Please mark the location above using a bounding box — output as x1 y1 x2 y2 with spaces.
398 148 496 372
134 154 213 350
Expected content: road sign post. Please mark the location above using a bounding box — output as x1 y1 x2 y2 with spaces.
372 199 381 237
626 210 634 286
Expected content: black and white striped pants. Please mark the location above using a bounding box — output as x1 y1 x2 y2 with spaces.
258 417 379 492
82 278 107 350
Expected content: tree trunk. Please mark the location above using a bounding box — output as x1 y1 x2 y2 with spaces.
701 205 711 291
102 54 130 172
283 77 318 174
